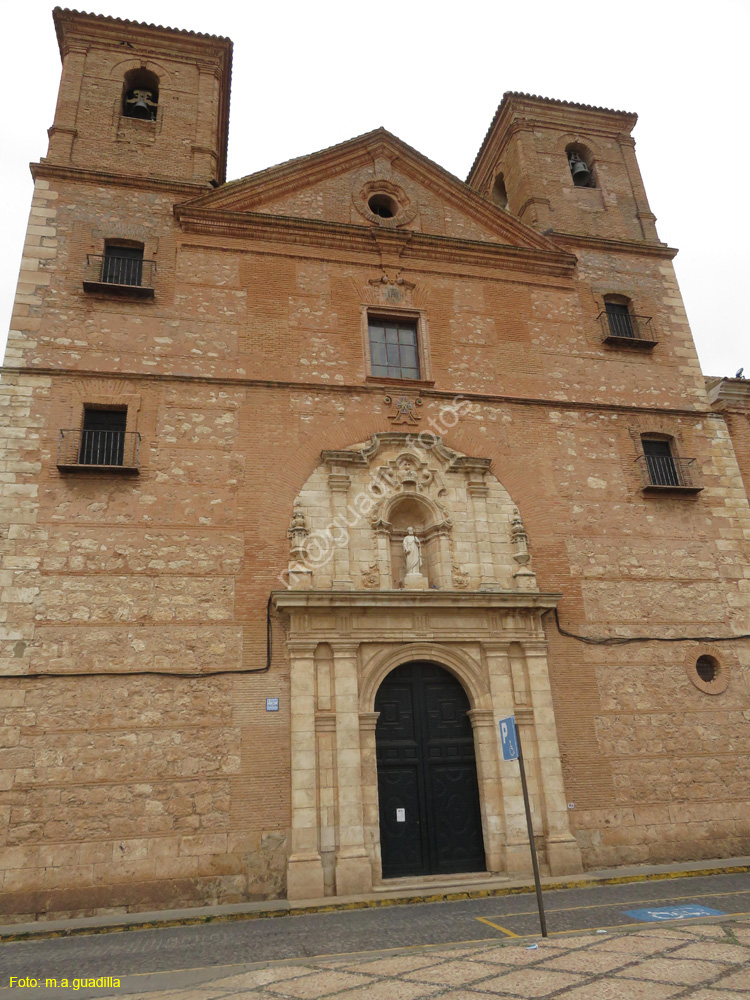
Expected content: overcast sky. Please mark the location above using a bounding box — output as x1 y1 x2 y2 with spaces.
2 0 748 378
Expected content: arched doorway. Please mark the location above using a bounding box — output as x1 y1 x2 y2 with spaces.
375 661 485 878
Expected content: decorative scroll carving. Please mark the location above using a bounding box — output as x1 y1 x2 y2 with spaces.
385 395 422 425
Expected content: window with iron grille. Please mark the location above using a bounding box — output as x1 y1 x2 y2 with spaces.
102 243 144 287
605 301 634 339
368 318 420 380
79 408 127 466
642 438 679 486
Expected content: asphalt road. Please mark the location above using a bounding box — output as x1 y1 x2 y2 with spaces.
2 871 750 996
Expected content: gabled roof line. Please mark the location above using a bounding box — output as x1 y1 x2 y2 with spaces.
181 126 563 255
52 7 231 47
215 127 393 197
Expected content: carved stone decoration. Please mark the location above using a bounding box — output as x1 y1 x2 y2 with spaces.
287 498 309 557
452 564 470 589
510 507 530 566
286 497 312 589
385 395 422 425
361 564 380 589
374 452 435 492
509 507 538 592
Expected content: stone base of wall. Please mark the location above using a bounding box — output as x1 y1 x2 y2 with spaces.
573 807 750 870
0 833 288 925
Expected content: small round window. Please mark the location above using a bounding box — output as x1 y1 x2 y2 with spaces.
368 194 397 219
696 655 717 683
685 651 729 694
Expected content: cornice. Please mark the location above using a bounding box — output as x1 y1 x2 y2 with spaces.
174 207 577 278
272 590 563 612
53 7 232 60
1 365 712 419
31 161 212 197
547 232 678 260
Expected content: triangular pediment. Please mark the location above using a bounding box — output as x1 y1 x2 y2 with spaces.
177 129 564 254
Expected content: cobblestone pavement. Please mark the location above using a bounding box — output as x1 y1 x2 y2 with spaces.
93 919 750 1000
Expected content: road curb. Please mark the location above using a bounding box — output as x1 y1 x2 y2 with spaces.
2 863 749 942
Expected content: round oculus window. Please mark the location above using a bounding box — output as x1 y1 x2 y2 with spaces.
695 655 718 683
368 193 397 219
684 650 729 694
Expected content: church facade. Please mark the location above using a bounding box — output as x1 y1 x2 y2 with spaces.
1 8 749 921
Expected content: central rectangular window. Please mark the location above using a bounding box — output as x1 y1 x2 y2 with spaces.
368 318 420 380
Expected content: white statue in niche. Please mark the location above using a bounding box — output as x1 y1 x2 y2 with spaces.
403 526 422 574
402 526 428 589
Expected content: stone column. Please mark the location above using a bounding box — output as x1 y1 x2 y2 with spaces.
483 641 530 875
467 480 499 591
332 643 372 895
286 641 325 900
523 640 582 875
329 473 354 589
359 712 381 881
467 708 505 872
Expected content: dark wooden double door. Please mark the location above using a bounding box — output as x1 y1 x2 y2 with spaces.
375 662 485 878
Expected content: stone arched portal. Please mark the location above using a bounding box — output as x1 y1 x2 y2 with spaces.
375 661 485 878
273 433 582 900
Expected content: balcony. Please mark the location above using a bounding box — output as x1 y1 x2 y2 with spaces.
599 311 657 348
57 429 141 473
82 254 156 297
636 454 702 493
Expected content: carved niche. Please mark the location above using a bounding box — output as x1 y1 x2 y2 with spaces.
283 433 537 593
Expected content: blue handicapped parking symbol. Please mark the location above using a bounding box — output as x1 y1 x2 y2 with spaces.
624 904 725 922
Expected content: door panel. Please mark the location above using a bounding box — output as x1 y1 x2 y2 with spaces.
375 661 485 878
376 766 426 877
430 763 486 872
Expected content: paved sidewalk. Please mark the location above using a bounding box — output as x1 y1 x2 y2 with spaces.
96 919 750 999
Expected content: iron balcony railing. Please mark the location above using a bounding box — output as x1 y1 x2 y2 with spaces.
57 429 141 472
598 311 657 346
82 254 156 296
636 454 702 492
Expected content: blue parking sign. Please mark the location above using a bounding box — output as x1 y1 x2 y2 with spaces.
499 716 519 761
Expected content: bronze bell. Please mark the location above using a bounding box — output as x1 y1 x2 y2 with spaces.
569 155 591 186
124 89 157 121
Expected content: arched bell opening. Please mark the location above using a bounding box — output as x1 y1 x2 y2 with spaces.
122 68 159 121
566 142 596 188
374 661 486 878
491 172 509 210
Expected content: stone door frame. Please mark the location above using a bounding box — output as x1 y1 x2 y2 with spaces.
273 590 583 900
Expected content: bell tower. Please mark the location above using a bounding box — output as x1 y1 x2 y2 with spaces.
467 92 660 245
45 7 232 186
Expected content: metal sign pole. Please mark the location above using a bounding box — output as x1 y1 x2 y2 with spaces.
516 723 548 938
